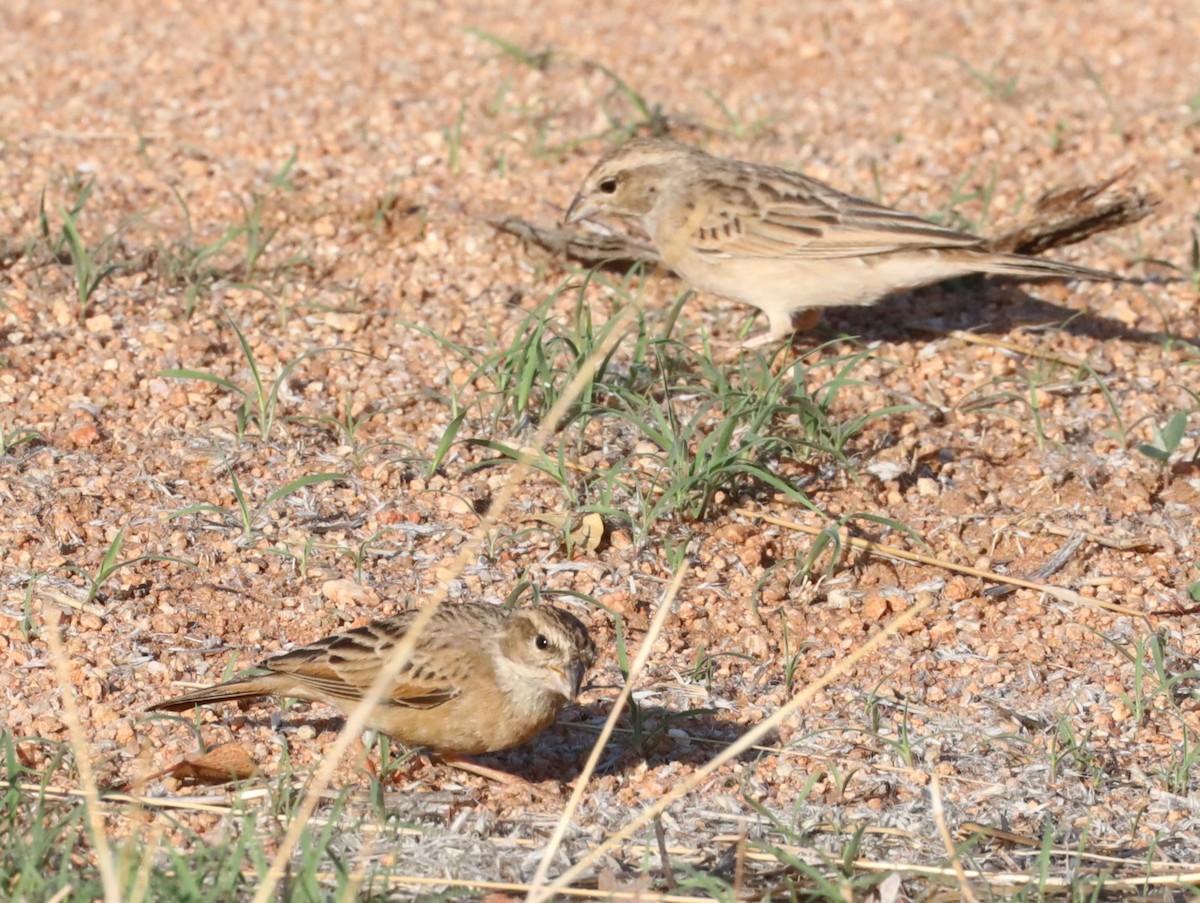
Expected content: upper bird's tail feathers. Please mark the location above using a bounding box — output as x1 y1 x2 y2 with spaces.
979 253 1120 284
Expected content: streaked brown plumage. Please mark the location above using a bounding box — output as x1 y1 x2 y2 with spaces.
148 604 597 756
565 137 1122 348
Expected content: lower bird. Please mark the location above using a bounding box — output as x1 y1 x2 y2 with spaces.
564 137 1121 349
148 603 597 778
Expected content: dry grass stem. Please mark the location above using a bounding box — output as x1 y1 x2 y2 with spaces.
929 767 982 903
43 618 121 902
738 509 1145 617
530 560 689 889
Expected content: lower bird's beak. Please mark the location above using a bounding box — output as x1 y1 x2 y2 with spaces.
566 660 587 700
563 195 597 225
548 661 588 701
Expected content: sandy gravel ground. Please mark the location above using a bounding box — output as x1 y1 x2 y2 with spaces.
3 0 1199 892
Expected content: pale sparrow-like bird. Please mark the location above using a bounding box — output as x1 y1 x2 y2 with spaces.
564 137 1120 348
148 604 597 758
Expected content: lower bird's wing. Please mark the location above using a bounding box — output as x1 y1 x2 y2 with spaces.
264 613 464 709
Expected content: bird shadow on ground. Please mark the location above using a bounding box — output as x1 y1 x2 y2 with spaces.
563 700 777 774
815 279 1195 349
402 700 777 784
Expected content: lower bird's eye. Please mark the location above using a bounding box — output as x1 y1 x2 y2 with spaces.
598 177 618 194
535 633 550 650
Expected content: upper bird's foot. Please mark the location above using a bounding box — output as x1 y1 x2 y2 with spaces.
725 309 825 359
720 331 780 361
738 331 782 351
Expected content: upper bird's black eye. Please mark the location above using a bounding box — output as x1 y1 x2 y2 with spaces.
597 177 618 194
535 633 550 650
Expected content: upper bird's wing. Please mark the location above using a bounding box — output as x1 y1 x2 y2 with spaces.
681 164 987 261
263 611 476 709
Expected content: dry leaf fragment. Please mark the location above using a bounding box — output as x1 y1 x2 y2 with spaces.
573 512 606 553
167 742 259 785
527 512 607 553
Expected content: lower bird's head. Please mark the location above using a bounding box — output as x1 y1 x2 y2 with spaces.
496 606 597 706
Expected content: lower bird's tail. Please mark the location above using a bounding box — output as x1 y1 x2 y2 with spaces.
147 677 270 713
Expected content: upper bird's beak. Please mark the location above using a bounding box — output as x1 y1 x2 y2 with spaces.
563 194 598 225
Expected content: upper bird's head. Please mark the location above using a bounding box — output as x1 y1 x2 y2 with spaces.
564 137 701 225
497 606 597 705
